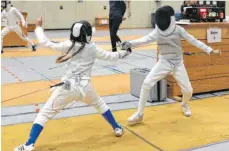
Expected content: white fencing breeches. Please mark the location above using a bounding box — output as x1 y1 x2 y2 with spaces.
1 25 34 50
34 83 109 126
138 59 193 114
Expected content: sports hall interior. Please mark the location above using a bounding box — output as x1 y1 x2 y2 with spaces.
1 1 229 151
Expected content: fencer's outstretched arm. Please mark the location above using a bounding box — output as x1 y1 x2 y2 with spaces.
178 26 213 54
35 27 71 52
95 45 129 61
14 8 26 26
130 29 158 47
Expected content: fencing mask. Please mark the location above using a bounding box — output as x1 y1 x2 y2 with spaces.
70 20 92 43
56 21 93 64
155 6 176 35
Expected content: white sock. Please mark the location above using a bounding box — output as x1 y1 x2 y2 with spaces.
137 88 150 115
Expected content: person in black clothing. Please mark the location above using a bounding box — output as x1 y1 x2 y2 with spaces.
109 0 130 52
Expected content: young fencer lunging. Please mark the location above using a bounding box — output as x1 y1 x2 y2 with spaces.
14 16 131 151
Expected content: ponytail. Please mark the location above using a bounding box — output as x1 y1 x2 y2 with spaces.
56 41 85 64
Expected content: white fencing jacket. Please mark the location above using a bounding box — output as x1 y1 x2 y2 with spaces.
130 18 213 65
1 7 25 26
35 27 128 81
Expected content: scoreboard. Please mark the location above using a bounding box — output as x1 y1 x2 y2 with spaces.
184 7 225 22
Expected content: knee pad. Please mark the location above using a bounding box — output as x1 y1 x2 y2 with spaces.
94 98 109 114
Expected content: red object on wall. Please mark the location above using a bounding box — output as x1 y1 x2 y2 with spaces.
199 8 207 19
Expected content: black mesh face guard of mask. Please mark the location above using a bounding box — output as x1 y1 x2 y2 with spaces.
155 5 175 31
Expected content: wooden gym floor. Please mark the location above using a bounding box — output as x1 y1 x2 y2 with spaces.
2 95 229 151
1 29 229 151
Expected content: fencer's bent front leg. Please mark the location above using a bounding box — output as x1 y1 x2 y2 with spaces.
138 60 172 114
81 84 121 130
82 84 109 114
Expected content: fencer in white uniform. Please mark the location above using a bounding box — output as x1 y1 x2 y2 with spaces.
14 17 131 151
1 0 36 53
121 6 221 125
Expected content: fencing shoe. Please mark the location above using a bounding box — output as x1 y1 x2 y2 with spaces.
127 112 144 125
14 144 34 151
181 102 192 117
114 126 124 137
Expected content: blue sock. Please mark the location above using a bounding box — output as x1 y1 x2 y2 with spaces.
102 109 120 130
25 123 43 146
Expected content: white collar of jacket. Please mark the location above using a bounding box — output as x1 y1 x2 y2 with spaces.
156 16 176 36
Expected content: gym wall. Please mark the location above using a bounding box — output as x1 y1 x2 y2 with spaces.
12 1 229 29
